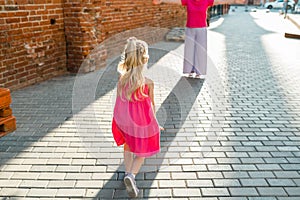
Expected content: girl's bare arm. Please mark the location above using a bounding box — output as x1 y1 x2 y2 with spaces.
146 78 164 130
147 80 156 115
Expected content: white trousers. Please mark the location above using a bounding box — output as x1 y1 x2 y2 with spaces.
183 27 207 75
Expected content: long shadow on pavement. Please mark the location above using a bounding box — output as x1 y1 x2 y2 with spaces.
0 42 185 198
204 8 300 198
0 42 181 165
94 76 204 199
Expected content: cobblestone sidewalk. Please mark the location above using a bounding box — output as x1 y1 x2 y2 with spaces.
0 7 300 200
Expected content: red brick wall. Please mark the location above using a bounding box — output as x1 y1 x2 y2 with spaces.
1 0 186 89
0 0 186 90
0 0 67 90
63 0 186 73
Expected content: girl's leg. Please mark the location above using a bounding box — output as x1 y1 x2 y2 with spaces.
124 144 133 174
123 147 145 198
123 143 145 175
130 156 145 175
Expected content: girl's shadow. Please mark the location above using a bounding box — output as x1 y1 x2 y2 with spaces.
94 76 204 199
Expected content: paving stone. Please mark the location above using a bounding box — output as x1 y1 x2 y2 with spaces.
240 158 265 164
213 179 240 187
223 172 249 179
0 172 14 179
71 159 96 165
277 146 299 151
159 180 186 188
229 187 259 196
53 189 84 198
0 188 29 197
30 165 57 172
207 164 232 171
187 180 214 187
85 189 105 198
182 165 206 172
225 152 249 158
197 172 223 179
194 158 217 164
55 166 81 172
171 172 197 180
173 188 201 197
240 179 268 187
22 159 48 165
201 188 230 196
284 187 300 196
138 180 159 188
143 189 172 197
267 179 296 187
217 158 241 164
264 158 289 164
114 188 142 199
255 164 281 170
0 180 22 187
3 165 32 172
274 171 300 178
38 173 66 180
91 172 118 180
248 152 272 158
64 173 93 180
232 164 257 171
280 164 300 170
292 179 300 186
257 187 288 196
47 180 76 188
81 166 107 173
145 173 171 180
47 159 72 165
11 172 40 180
74 180 103 188
27 189 57 197
249 171 275 178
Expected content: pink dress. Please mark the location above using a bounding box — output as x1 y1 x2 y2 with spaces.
112 84 160 157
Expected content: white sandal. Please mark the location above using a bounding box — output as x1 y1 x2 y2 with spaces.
195 74 201 79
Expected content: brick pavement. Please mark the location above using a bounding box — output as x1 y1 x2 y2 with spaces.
1 7 300 199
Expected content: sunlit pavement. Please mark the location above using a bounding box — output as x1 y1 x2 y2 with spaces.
1 6 300 199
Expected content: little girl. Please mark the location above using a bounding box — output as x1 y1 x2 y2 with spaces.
112 37 160 198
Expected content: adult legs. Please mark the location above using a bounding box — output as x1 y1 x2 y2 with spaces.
183 28 196 75
194 28 207 76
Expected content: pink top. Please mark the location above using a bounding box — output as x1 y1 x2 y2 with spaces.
181 0 214 28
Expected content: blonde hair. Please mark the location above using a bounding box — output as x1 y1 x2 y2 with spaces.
117 37 149 101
